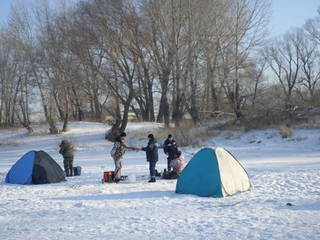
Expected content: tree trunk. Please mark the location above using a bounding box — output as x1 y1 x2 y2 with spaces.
105 96 122 141
157 73 170 127
62 112 69 132
157 93 170 127
53 90 65 121
38 82 59 134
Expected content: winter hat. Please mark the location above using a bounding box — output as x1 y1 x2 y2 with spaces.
176 150 182 157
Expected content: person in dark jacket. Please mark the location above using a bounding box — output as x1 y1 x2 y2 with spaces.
142 134 159 183
59 140 74 177
163 134 178 171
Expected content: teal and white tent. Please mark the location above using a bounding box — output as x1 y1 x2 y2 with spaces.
176 147 251 197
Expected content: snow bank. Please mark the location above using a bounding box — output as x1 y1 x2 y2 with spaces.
0 122 319 239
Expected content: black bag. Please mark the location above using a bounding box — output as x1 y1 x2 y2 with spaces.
162 170 179 179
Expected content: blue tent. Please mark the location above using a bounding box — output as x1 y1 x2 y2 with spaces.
5 151 66 184
176 147 251 197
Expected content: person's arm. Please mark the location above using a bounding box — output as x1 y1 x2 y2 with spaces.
142 144 149 151
172 140 178 149
122 143 139 151
142 141 154 152
59 145 65 154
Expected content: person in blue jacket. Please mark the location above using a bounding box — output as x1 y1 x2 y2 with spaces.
142 134 159 183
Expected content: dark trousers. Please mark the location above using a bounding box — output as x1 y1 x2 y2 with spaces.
64 157 74 176
149 161 157 178
167 158 173 171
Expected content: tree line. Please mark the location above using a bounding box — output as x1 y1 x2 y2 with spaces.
0 0 319 138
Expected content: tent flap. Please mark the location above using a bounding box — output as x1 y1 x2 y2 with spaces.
5 151 36 184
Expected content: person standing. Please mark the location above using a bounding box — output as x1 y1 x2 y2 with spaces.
142 134 159 183
110 132 137 182
163 134 178 171
59 140 75 177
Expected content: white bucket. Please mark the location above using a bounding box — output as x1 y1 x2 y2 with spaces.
127 174 136 183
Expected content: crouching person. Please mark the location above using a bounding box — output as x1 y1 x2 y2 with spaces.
59 140 74 177
142 134 158 183
170 151 186 175
162 151 186 179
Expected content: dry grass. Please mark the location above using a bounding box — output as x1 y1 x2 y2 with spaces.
174 130 200 147
0 141 24 146
293 115 320 129
132 121 219 147
223 131 235 139
151 127 201 147
278 124 293 138
193 128 219 139
266 132 278 139
290 136 308 142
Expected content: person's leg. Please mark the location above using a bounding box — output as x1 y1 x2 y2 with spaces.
69 157 74 176
167 158 171 171
63 158 69 177
148 161 156 182
114 157 122 181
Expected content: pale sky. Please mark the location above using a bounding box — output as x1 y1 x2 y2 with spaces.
270 0 320 37
0 0 319 37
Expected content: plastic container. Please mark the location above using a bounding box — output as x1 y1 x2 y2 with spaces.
73 166 82 176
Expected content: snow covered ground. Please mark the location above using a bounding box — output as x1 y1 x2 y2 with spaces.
0 122 319 240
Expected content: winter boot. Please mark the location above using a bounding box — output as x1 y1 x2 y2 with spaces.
148 177 156 183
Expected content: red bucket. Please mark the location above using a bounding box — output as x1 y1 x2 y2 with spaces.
103 171 114 183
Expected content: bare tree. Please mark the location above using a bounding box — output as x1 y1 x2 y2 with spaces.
78 0 140 139
140 0 177 127
224 0 270 120
300 28 320 103
305 7 320 44
264 31 302 109
0 6 34 132
250 56 267 109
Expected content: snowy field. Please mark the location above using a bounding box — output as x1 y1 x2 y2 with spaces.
0 122 319 240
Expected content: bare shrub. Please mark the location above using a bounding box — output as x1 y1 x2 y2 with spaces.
267 132 278 139
133 124 219 147
173 129 200 147
131 127 170 141
278 124 293 138
293 114 320 129
291 136 308 142
223 131 235 139
177 119 197 129
153 127 200 147
0 141 24 146
193 128 219 139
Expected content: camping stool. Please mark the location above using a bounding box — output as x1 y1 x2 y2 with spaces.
103 171 114 183
73 166 82 176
